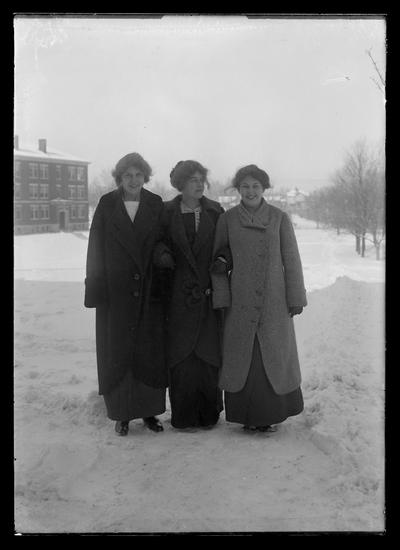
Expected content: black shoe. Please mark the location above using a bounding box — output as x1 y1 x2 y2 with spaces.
115 420 129 436
243 425 258 432
143 416 164 432
257 425 277 433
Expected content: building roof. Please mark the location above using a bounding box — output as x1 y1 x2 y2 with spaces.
14 143 90 164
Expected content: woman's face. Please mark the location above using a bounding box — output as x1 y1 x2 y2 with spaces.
120 166 145 197
238 175 264 209
182 171 205 201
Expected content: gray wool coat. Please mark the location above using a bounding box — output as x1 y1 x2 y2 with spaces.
211 199 307 394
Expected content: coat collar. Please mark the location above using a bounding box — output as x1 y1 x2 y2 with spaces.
109 187 158 271
169 195 220 275
238 198 271 230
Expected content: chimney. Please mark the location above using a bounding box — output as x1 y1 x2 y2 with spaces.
14 135 19 150
38 138 47 153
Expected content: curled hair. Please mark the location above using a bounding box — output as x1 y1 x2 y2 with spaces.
170 160 209 191
232 164 270 190
112 152 152 185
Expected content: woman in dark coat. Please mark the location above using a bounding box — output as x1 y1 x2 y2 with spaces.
84 152 168 436
211 164 307 433
154 160 224 430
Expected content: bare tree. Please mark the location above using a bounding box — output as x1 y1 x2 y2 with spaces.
364 156 385 260
332 140 380 257
88 168 115 209
366 47 386 95
147 180 177 201
304 140 385 260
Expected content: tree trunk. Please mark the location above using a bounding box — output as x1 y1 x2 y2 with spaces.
356 235 361 254
375 243 380 260
361 235 366 257
336 226 340 235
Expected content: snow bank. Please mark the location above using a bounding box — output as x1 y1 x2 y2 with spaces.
295 276 384 518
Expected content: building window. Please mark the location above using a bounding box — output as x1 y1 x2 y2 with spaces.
14 183 21 199
70 205 77 219
40 184 49 199
78 204 86 219
40 164 49 180
30 205 40 220
68 166 77 181
40 205 49 219
77 167 85 181
29 163 39 179
29 183 39 199
15 205 22 222
15 161 21 179
68 185 76 199
56 184 62 198
77 185 85 199
56 165 62 180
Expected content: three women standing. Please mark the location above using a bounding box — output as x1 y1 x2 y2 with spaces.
84 153 167 436
85 155 307 437
155 160 224 430
211 164 307 432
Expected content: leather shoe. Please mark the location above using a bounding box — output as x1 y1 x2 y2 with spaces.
143 416 164 432
115 420 129 436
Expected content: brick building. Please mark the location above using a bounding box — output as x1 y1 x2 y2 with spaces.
14 136 90 234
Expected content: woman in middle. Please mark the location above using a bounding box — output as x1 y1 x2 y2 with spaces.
155 160 225 430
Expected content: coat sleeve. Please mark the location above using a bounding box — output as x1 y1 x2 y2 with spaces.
152 205 175 268
211 213 231 309
84 199 108 308
280 212 307 308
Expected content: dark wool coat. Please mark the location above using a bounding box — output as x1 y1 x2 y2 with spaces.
211 200 307 395
84 187 168 395
154 195 224 369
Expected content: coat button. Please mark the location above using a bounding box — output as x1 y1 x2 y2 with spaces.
130 326 135 332
133 273 140 280
133 291 139 297
255 289 262 295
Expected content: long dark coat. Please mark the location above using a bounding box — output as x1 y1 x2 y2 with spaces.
84 187 168 395
154 195 224 369
211 200 307 394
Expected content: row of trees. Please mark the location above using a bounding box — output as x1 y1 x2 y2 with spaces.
303 140 385 260
88 170 233 209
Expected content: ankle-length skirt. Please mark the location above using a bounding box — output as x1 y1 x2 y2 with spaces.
168 353 223 429
103 367 166 421
224 336 304 426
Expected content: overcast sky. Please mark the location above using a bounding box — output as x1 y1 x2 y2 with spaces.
14 15 386 192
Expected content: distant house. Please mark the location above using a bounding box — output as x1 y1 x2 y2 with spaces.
286 187 309 208
218 195 240 210
13 136 90 234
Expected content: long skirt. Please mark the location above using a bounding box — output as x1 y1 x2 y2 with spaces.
224 336 304 426
169 353 223 429
103 367 166 421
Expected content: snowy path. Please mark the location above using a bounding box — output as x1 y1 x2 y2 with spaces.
14 276 384 532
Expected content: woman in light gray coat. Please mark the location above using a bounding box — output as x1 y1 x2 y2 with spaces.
211 164 307 433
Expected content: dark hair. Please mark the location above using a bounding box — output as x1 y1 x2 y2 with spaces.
170 160 209 191
112 152 152 185
232 164 270 190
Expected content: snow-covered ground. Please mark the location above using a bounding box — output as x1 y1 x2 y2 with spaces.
14 216 385 533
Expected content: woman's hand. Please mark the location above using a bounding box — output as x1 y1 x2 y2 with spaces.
289 306 303 317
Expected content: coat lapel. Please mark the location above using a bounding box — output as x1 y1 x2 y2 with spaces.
191 197 217 258
109 188 157 272
169 196 199 276
238 198 271 230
